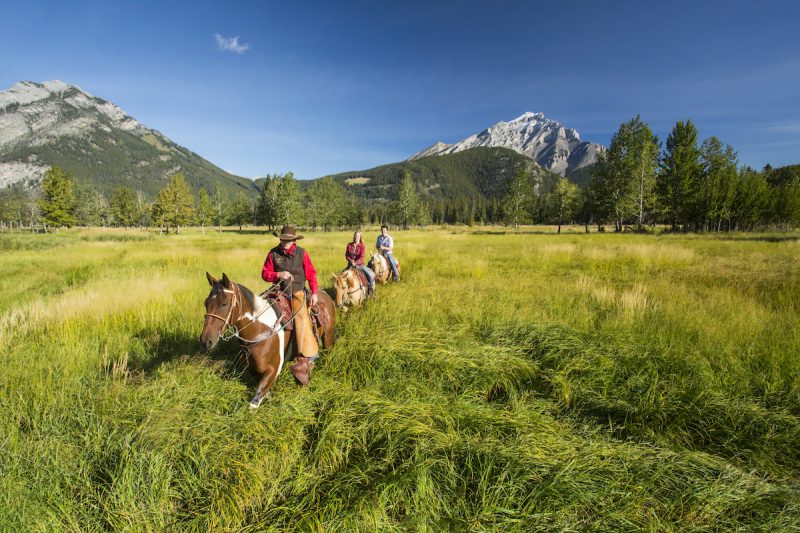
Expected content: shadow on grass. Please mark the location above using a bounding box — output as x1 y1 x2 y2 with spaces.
127 329 259 389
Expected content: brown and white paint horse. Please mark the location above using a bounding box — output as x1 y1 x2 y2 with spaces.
331 267 368 311
200 272 336 408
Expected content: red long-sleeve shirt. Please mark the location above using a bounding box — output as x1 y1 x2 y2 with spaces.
261 243 319 294
345 242 365 266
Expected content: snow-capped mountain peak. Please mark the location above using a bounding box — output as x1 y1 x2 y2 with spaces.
408 112 602 175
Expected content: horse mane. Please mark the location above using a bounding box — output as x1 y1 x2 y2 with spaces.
237 283 256 310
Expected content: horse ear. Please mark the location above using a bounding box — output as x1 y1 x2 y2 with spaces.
221 273 232 288
331 273 337 281
206 272 218 286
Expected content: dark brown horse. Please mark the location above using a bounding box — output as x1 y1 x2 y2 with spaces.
200 272 336 408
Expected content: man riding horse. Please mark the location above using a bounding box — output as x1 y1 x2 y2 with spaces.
376 225 400 281
261 225 320 385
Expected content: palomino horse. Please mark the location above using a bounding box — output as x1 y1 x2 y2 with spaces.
368 252 393 284
331 267 369 311
200 272 336 408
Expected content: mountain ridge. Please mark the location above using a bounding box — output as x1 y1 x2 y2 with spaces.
329 146 561 203
0 80 257 197
408 112 604 176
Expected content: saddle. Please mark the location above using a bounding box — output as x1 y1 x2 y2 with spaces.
262 290 293 331
309 300 331 340
354 269 368 288
260 286 330 337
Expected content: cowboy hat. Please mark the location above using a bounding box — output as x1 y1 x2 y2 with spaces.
273 224 304 241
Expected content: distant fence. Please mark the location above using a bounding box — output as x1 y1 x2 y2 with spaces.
0 222 48 233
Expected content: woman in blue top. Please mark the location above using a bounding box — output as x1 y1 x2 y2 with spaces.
375 225 400 281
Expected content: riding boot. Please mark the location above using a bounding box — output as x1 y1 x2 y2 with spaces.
290 290 319 386
290 355 314 386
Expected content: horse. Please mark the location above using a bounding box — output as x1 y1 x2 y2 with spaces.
369 252 400 283
368 252 392 284
200 272 336 408
331 267 369 311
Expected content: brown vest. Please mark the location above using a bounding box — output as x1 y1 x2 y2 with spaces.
270 245 307 293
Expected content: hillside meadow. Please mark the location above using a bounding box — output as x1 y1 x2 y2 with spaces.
0 226 798 530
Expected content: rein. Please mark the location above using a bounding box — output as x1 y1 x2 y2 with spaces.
204 287 238 330
338 267 365 306
208 278 305 347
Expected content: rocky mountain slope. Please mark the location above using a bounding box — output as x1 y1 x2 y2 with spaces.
0 80 256 197
409 112 603 176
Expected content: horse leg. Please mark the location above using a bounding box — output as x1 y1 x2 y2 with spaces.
249 367 277 409
247 339 283 409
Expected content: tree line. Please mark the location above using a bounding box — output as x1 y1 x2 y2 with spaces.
0 168 374 232
585 117 799 231
495 117 800 232
2 118 798 233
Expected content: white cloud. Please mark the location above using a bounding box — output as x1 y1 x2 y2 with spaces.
214 33 249 54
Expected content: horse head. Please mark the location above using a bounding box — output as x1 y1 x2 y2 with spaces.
200 272 241 350
369 252 389 282
331 270 353 310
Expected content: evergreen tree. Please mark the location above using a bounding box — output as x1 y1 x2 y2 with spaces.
257 173 302 228
502 169 533 230
256 175 281 229
75 187 108 227
227 191 253 231
152 173 195 234
136 190 152 228
277 173 302 225
38 165 77 228
731 167 769 230
110 186 139 227
307 176 347 230
699 137 738 231
586 155 614 230
344 194 367 227
0 184 35 229
771 177 800 229
211 184 228 232
592 126 634 231
396 172 422 228
588 116 659 231
550 177 580 233
658 119 702 230
197 187 214 235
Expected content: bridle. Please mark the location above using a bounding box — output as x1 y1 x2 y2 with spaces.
337 267 365 307
204 285 239 333
371 253 387 275
204 278 305 346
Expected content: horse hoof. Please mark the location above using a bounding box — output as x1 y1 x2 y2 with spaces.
248 391 270 409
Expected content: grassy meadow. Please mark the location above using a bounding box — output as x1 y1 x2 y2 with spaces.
0 226 798 530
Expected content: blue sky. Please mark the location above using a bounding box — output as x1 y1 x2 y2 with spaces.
2 0 799 179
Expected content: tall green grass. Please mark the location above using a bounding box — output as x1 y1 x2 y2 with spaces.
1 227 798 530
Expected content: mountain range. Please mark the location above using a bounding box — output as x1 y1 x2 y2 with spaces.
1 80 602 202
328 146 560 202
408 112 604 176
0 81 256 197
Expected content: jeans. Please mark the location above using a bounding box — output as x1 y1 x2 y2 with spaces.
357 265 375 288
384 252 400 279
